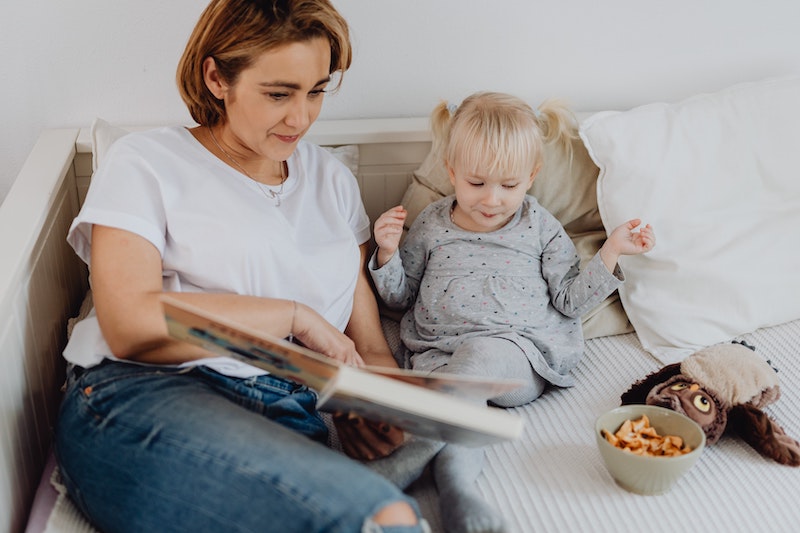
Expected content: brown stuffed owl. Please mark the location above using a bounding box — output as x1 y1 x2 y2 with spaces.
620 341 800 466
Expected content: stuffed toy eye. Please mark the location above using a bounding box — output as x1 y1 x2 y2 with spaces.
670 382 689 391
693 393 712 413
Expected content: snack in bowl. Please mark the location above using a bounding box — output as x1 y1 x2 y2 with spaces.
601 414 693 457
595 405 705 495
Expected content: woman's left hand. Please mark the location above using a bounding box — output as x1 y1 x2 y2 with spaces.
333 412 405 460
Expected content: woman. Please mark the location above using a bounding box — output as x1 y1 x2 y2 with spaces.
55 1 429 531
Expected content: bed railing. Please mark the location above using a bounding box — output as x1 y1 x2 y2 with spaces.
0 129 88 533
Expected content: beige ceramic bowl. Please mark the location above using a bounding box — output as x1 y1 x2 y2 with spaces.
595 404 706 495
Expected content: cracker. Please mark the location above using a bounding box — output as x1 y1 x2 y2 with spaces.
601 415 693 457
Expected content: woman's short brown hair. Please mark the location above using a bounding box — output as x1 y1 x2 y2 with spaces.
177 0 352 126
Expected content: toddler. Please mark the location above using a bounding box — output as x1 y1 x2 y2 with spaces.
368 92 655 533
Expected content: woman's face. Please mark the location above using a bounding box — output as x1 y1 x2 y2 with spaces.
212 37 331 163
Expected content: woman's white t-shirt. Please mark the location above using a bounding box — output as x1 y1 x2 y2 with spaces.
65 126 370 377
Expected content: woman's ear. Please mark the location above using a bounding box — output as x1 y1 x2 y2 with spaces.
203 56 228 100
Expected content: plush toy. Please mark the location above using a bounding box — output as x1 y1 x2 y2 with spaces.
620 341 800 466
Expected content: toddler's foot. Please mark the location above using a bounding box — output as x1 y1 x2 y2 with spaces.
433 444 505 532
439 488 506 533
366 437 445 489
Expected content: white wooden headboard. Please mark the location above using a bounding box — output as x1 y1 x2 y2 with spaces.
0 118 433 532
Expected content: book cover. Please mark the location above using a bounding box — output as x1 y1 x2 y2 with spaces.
161 296 525 445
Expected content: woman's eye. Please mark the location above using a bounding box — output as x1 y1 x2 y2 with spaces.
309 89 327 99
267 92 289 101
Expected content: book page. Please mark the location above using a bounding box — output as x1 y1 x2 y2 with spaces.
162 297 340 392
365 366 526 401
162 296 525 445
321 391 520 446
162 296 524 401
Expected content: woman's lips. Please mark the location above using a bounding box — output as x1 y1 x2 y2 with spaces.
275 133 299 143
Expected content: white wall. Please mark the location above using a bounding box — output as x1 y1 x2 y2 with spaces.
3 0 799 205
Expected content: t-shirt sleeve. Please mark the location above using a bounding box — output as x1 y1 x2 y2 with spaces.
67 135 168 266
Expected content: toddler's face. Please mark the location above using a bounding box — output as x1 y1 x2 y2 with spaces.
447 164 535 233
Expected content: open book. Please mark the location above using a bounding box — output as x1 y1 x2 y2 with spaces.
161 297 525 446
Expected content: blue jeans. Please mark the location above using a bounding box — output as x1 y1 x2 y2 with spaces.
55 360 427 533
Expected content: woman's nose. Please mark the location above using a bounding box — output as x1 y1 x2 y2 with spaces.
284 100 310 129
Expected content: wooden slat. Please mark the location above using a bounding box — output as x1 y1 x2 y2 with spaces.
0 129 84 533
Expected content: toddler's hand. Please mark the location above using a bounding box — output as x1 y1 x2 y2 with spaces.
610 219 656 255
599 219 655 272
374 206 407 267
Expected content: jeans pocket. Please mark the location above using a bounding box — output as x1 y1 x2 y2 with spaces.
72 360 189 419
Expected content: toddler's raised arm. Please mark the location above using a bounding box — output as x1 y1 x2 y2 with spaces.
374 205 407 267
599 219 656 272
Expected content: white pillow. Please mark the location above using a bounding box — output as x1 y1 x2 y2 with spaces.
91 118 130 172
580 77 800 364
90 118 359 176
322 144 359 176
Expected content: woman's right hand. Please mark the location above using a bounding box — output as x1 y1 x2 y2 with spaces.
374 205 407 267
292 302 365 367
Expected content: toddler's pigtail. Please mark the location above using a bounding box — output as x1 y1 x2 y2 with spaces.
535 98 579 159
430 100 453 154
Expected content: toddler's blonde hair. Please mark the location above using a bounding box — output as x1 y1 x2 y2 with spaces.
431 92 578 179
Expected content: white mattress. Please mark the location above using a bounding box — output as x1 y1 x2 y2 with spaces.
38 318 800 533
415 319 800 532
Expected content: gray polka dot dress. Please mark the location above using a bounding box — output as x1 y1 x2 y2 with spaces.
369 195 624 387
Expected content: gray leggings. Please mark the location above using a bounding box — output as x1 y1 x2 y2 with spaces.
428 336 547 407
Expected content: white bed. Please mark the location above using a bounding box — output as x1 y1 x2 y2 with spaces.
4 76 800 533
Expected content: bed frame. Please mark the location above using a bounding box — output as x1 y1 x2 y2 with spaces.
4 118 800 533
1 129 86 533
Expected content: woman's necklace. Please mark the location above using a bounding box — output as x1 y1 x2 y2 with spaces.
207 126 287 206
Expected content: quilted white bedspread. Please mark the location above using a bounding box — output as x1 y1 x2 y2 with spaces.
410 318 800 533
